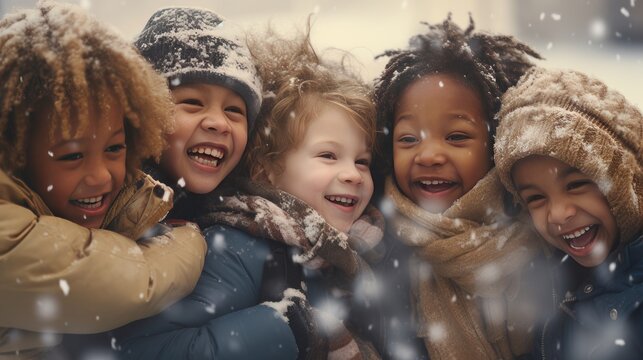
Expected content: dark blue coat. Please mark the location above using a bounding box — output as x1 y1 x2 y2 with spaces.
349 223 429 360
535 234 643 360
114 225 299 360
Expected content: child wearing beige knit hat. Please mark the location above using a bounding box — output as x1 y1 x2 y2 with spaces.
495 66 643 359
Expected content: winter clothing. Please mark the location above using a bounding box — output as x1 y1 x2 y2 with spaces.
114 224 301 360
495 67 643 243
384 169 539 359
0 169 206 358
115 180 383 359
135 7 262 126
351 218 430 360
534 233 643 360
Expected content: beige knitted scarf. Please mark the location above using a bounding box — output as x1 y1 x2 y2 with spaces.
385 169 537 359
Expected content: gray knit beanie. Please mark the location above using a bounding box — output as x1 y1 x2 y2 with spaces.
495 67 643 243
135 7 262 128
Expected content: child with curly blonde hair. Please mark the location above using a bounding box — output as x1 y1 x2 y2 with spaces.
0 1 205 357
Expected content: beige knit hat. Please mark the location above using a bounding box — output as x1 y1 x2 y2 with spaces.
495 67 643 243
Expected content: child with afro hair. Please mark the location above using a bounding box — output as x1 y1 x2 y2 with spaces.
0 1 205 357
366 15 543 359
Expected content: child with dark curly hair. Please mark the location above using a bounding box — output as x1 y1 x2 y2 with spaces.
0 1 205 357
367 15 543 359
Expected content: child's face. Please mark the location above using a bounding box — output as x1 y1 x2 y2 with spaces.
25 99 126 228
512 155 617 267
269 104 373 233
162 83 248 194
393 74 491 213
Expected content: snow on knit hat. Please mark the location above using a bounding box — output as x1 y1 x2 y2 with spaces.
495 67 643 243
135 7 262 128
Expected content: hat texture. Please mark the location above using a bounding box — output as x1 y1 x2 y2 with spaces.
495 67 643 242
135 7 262 126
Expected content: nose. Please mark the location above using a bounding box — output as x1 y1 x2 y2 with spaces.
414 140 447 166
84 158 112 187
547 196 577 225
338 163 364 185
200 110 231 134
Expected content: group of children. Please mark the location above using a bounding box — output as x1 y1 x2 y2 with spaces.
0 1 640 360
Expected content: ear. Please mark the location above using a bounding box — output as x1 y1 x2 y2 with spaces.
267 170 276 185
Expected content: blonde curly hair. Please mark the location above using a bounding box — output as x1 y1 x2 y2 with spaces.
0 1 174 179
245 25 376 182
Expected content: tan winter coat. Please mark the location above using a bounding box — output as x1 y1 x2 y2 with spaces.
0 169 206 359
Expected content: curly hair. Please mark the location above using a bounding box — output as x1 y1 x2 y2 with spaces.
244 25 376 182
0 1 174 179
373 14 542 175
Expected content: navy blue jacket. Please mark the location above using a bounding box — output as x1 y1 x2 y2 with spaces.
114 225 299 360
350 223 429 360
535 234 643 360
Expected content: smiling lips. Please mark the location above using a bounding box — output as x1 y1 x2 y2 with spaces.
417 179 456 193
561 224 597 250
71 195 104 209
187 145 224 168
325 195 357 208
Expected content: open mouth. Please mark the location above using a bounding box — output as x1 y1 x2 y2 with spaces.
325 195 357 208
187 145 224 168
417 179 456 193
70 195 105 209
562 224 598 250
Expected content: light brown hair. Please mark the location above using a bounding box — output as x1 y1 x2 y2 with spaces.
245 25 376 182
0 1 174 179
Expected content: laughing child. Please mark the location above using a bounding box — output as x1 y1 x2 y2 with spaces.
0 1 205 357
370 15 542 359
495 67 643 360
115 14 382 359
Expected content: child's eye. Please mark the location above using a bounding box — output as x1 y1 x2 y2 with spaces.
225 106 246 115
524 194 545 205
446 133 470 141
57 152 83 161
356 158 370 167
397 135 418 144
179 98 203 107
105 143 126 154
567 180 592 191
318 152 336 160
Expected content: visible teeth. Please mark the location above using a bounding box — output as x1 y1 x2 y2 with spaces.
189 153 220 167
326 196 356 205
73 195 103 209
189 146 223 159
420 180 450 185
562 226 592 240
76 196 103 204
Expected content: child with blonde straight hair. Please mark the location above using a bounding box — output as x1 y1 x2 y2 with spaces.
0 1 205 357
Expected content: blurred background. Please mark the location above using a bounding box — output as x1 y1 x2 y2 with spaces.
1 0 642 107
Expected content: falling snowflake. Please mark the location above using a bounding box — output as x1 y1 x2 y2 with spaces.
177 177 186 188
539 12 546 21
205 303 216 314
428 323 446 342
59 279 70 296
212 233 227 252
47 185 53 192
621 7 630 17
47 151 54 157
551 13 562 21
438 80 444 87
615 338 626 346
609 262 617 272
547 42 554 50
170 77 181 87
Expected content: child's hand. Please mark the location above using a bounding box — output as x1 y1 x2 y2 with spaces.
104 172 174 239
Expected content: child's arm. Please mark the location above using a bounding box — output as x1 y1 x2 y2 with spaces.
117 304 299 360
0 201 206 333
